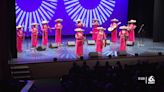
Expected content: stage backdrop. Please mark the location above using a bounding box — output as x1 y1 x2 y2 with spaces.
16 0 128 36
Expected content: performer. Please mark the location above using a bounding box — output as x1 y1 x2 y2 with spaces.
127 19 137 43
75 28 85 58
90 19 99 41
16 25 24 53
96 27 107 53
54 19 63 46
31 23 39 48
119 26 129 51
108 18 121 42
76 19 84 28
41 21 49 48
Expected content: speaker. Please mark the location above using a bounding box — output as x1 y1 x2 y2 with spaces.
67 41 75 46
53 58 58 62
158 52 162 56
118 51 127 56
89 52 98 58
126 41 134 46
36 46 46 51
87 40 95 45
80 56 84 60
106 40 111 45
135 53 139 56
49 43 58 48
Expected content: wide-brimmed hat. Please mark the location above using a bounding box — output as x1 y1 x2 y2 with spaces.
111 18 119 22
31 23 38 26
74 28 84 32
93 18 99 22
55 18 63 22
128 19 136 23
76 19 82 23
41 20 49 24
16 25 23 29
119 26 127 30
97 27 106 31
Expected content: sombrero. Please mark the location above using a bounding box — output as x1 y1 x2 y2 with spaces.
111 18 119 22
93 18 99 22
76 19 82 23
41 20 49 24
55 18 63 22
97 27 106 31
74 28 84 32
16 25 23 29
128 19 136 23
119 26 127 30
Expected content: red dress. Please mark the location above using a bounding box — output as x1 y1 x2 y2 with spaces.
128 24 136 42
119 30 129 51
55 23 62 44
75 32 85 57
92 23 99 41
42 25 48 46
96 31 106 53
17 30 24 53
31 28 38 47
110 23 118 42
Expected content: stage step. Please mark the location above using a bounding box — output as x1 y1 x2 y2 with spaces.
13 75 31 79
10 65 32 80
11 71 30 74
10 66 29 70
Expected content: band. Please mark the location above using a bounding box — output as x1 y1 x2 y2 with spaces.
16 18 137 58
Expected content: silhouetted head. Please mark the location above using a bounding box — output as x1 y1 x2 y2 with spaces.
83 61 87 66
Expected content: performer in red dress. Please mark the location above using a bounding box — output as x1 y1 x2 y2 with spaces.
76 19 84 28
54 19 63 46
119 26 129 51
96 27 107 53
108 18 121 42
90 19 99 41
41 21 49 48
31 23 38 48
75 28 85 58
16 25 24 53
127 19 137 43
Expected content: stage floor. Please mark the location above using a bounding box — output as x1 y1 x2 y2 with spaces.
10 36 164 64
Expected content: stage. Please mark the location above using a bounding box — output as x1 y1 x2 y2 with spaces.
9 36 164 64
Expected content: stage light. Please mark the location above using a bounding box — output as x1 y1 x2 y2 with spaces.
64 0 116 28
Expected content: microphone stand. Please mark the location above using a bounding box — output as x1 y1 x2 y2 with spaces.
25 29 30 52
138 24 144 46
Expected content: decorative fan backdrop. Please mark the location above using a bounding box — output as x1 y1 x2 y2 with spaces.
16 0 58 31
64 0 116 28
15 0 128 36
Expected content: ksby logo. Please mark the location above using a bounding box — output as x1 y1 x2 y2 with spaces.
148 76 155 84
138 75 155 85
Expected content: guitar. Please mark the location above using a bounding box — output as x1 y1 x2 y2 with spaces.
108 22 121 32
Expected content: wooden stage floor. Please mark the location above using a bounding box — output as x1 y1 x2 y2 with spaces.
9 36 164 64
